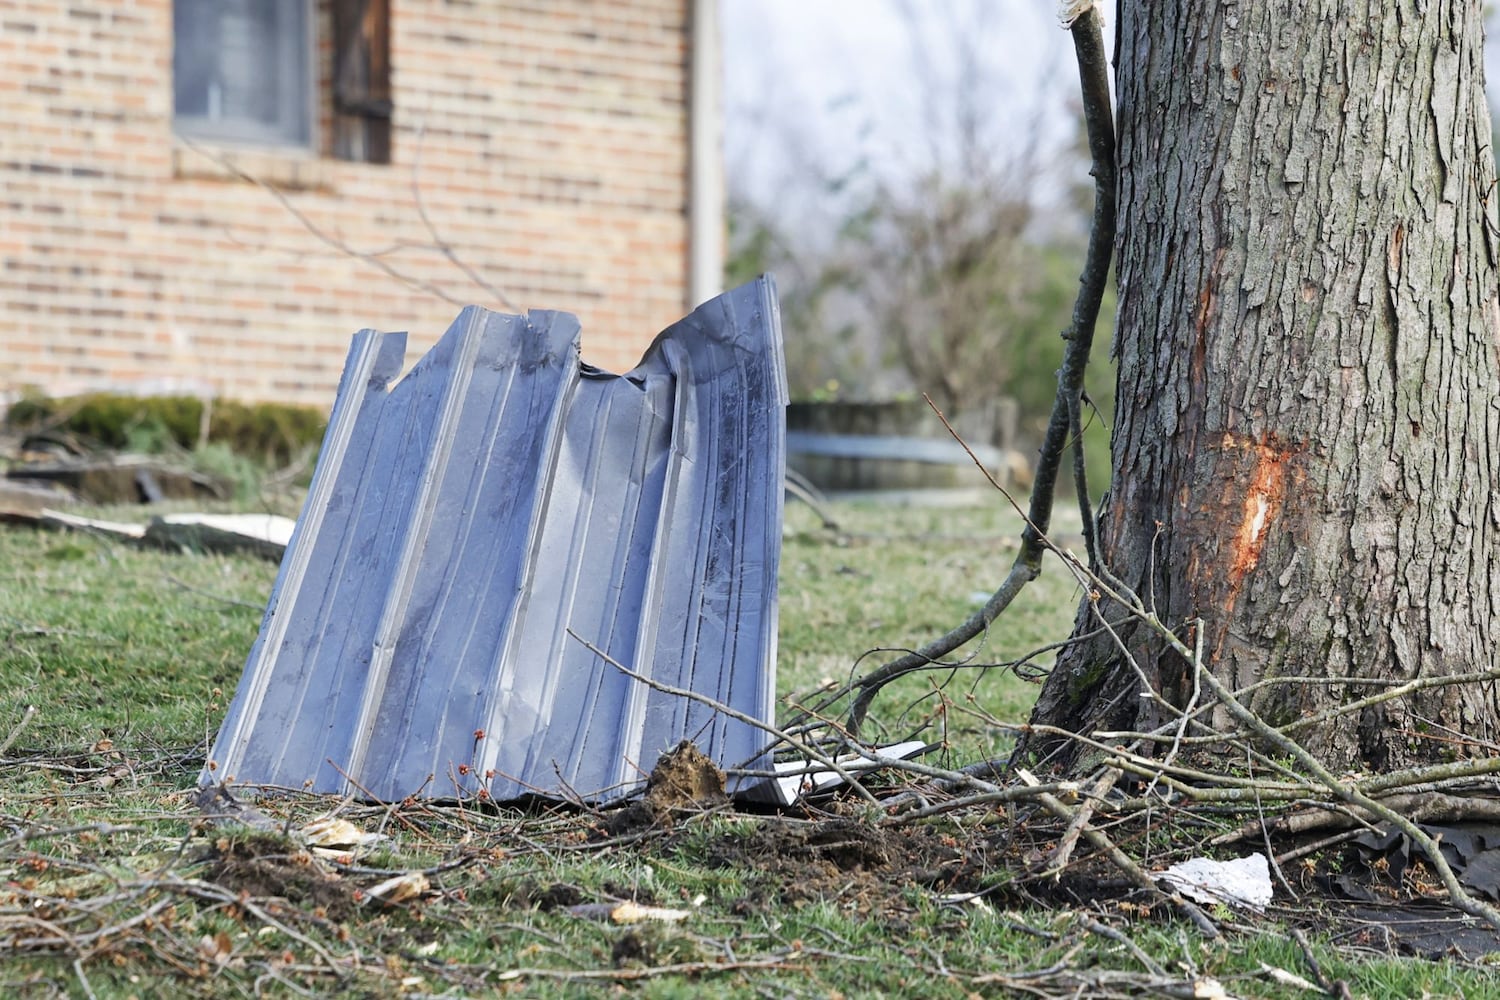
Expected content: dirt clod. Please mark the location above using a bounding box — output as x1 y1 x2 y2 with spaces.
604 740 728 836
642 740 728 811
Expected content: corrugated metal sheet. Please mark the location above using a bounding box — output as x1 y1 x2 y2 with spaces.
206 277 787 803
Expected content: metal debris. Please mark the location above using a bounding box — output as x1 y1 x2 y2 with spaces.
10 509 295 560
739 740 932 807
206 278 787 803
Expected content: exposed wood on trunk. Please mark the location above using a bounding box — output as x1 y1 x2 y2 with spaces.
1029 0 1500 771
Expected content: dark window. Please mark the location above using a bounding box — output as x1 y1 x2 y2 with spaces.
173 0 313 149
332 0 392 164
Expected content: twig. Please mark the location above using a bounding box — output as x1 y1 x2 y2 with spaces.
1245 747 1298 900
1272 827 1367 866
495 951 811 983
1077 913 1166 977
1015 768 1220 938
164 574 264 611
321 759 442 845
1278 667 1500 736
0 705 37 757
409 120 516 310
879 780 1097 823
1043 767 1119 878
177 137 472 309
1291 927 1352 1000
170 877 349 973
72 959 98 1000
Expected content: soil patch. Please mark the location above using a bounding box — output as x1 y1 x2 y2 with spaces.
693 815 986 914
201 833 359 921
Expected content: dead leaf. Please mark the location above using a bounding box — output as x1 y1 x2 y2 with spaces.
302 816 387 858
363 872 429 906
197 930 233 966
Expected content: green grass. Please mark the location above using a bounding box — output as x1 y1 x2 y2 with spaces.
0 497 1495 997
2 529 272 749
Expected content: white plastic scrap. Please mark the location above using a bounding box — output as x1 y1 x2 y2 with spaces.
1157 852 1273 911
756 740 930 806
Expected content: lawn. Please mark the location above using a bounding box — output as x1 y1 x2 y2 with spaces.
0 492 1494 997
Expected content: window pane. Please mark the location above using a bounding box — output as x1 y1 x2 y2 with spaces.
173 0 311 148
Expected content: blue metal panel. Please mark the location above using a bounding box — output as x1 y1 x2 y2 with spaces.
207 277 786 802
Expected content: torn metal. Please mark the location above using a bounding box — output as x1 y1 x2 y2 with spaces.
736 740 932 807
206 277 787 803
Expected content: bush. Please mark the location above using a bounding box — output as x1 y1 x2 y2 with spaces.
6 393 326 467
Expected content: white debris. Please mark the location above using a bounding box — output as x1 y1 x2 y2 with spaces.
1157 852 1273 911
745 740 930 806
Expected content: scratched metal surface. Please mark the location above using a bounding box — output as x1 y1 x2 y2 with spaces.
206 277 786 802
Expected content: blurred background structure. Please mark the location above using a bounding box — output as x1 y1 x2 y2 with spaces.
724 1 1113 486
1 0 719 406
7 0 1497 474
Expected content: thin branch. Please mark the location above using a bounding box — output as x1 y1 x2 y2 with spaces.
0 705 37 757
177 136 472 309
1015 767 1220 937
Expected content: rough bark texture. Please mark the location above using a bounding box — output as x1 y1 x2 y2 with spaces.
1030 0 1500 771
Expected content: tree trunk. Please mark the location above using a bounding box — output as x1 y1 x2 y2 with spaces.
1029 0 1500 772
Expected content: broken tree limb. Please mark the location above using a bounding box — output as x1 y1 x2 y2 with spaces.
1043 766 1120 878
1187 653 1500 935
844 5 1116 738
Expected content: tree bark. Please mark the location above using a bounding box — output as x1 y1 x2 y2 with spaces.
1029 0 1500 772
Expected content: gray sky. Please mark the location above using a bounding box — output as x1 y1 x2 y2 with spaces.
721 1 1105 223
723 2 1500 225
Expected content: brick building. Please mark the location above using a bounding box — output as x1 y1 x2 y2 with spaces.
0 0 723 408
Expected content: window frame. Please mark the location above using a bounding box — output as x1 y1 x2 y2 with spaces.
171 0 320 153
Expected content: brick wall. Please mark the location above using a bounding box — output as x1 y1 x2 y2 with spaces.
0 0 696 408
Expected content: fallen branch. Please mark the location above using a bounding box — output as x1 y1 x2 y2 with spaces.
1188 648 1500 934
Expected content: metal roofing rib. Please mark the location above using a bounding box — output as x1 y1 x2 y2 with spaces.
206 277 787 802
